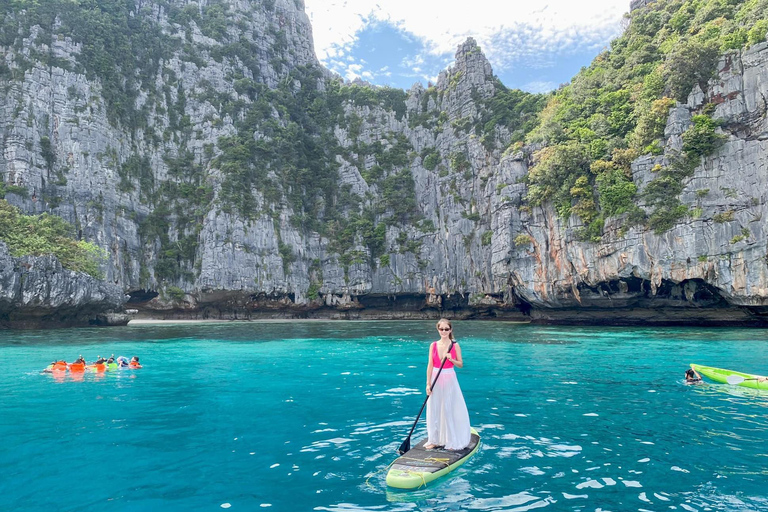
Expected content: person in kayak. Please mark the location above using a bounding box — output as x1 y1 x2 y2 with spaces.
685 368 702 383
424 318 471 451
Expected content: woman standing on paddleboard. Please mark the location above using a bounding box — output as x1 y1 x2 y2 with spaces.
424 318 471 450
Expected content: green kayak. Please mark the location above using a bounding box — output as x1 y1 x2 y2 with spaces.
691 364 768 390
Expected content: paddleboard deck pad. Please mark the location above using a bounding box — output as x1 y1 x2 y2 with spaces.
386 428 480 489
692 364 768 390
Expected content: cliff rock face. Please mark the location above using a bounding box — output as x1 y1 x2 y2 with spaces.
0 242 127 328
630 0 656 12
2 0 768 325
498 42 768 324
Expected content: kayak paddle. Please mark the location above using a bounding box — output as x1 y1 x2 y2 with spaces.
726 375 764 385
398 340 454 455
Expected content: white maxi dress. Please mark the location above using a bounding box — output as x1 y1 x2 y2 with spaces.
426 342 471 450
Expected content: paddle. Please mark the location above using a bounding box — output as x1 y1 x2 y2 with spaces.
398 340 455 455
726 375 764 385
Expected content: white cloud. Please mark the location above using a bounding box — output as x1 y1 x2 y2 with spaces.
344 62 364 81
305 0 628 73
401 54 425 68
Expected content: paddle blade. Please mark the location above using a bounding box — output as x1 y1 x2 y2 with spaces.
398 437 410 455
726 375 745 385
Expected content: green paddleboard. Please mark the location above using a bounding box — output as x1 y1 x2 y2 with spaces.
386 428 480 489
691 364 768 390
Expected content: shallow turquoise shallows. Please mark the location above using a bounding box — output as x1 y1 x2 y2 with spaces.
2 322 768 511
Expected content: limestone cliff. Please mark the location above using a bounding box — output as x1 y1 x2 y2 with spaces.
0 242 127 328
2 0 768 325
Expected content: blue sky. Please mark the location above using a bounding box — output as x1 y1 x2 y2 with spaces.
304 1 629 93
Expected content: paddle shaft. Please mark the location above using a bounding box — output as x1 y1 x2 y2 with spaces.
399 341 454 454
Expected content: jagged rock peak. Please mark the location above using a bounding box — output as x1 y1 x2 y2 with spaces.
348 77 375 88
436 38 494 91
453 37 494 84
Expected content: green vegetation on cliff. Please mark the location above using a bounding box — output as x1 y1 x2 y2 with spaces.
2 0 422 276
0 199 105 278
3 0 766 292
478 79 548 149
213 66 343 228
524 0 768 238
1 0 182 130
210 63 422 269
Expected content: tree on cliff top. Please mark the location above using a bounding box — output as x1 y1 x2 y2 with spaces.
523 0 768 238
0 200 106 279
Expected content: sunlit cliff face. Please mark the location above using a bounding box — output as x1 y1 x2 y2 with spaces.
2 0 768 325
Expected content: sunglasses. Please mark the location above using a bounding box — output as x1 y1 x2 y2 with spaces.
438 327 452 331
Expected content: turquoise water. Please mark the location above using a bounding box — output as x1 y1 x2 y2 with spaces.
1 321 768 511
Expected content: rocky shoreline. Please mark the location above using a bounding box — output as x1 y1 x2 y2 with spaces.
126 290 768 326
0 242 128 329
7 292 768 329
124 304 768 326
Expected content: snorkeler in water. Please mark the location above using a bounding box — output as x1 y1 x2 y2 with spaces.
684 368 702 384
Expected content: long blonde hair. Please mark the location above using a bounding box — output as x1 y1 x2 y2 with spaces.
436 318 455 341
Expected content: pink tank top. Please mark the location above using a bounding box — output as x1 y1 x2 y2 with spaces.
432 342 457 368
